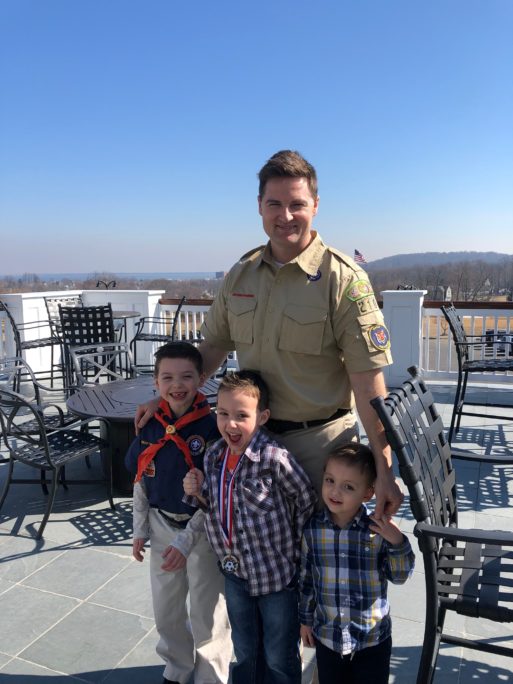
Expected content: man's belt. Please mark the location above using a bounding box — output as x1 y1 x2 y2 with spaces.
266 408 351 435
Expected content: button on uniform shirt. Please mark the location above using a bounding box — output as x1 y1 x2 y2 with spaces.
299 505 415 656
188 428 317 596
202 232 392 421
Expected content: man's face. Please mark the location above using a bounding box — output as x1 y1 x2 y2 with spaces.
258 177 319 261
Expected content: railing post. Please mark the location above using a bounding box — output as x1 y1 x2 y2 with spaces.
381 290 427 387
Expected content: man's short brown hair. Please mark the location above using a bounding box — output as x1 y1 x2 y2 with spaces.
258 150 318 199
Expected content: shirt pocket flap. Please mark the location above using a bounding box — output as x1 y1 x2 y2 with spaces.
227 296 257 316
283 304 327 326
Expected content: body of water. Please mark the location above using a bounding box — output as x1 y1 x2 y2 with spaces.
6 272 218 282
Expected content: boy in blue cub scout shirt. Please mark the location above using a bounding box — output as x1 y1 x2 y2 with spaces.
125 342 231 684
184 370 317 684
299 443 415 684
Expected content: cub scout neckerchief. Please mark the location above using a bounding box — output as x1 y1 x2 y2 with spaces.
134 392 211 483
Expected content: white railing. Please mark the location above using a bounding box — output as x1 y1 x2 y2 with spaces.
421 303 513 382
2 289 511 385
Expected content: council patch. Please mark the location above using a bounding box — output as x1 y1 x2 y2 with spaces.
368 325 391 351
345 279 374 302
187 435 206 456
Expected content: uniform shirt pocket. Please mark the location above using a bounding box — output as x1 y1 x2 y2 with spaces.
227 295 257 344
278 304 327 355
242 476 275 515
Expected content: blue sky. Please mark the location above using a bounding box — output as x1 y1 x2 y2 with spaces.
1 0 512 274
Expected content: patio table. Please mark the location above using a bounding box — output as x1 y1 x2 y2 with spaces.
66 375 220 494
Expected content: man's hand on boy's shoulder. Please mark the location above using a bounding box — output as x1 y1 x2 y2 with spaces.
368 513 404 546
134 396 160 435
161 545 187 572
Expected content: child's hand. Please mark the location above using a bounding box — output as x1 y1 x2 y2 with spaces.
132 538 146 562
300 624 315 648
369 513 404 546
161 545 187 572
184 468 204 496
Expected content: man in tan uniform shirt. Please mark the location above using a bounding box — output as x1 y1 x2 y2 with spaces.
192 150 401 516
137 150 402 516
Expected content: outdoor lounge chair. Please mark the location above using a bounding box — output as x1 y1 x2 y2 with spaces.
371 366 513 684
0 386 115 539
441 303 513 442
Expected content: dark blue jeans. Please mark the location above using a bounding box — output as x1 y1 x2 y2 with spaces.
315 635 392 684
223 572 301 684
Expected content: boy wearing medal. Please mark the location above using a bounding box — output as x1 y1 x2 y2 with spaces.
125 342 231 684
184 370 317 684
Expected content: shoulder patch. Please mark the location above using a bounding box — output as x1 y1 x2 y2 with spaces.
345 279 375 301
368 325 391 351
239 245 266 262
187 435 206 456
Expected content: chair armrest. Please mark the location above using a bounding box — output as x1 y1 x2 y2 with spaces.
416 521 513 546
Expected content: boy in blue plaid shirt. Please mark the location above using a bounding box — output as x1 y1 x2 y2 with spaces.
184 370 316 684
299 443 415 683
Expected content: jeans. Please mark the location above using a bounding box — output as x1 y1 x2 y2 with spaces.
223 572 301 684
315 635 392 684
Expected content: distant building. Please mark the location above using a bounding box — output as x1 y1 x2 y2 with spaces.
215 271 225 279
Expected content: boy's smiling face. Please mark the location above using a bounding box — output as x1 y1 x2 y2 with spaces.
216 388 270 455
322 459 374 528
155 357 204 417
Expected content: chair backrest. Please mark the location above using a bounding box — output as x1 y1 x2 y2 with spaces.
45 295 83 332
0 300 22 356
0 386 52 464
70 342 137 385
370 366 459 533
441 303 470 366
59 304 115 346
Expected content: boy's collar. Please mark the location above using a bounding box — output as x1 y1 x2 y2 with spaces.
216 427 264 462
321 503 369 529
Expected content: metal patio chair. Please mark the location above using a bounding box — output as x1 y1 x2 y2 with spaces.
0 299 63 386
371 366 513 684
69 342 138 386
129 296 186 372
0 386 115 539
441 304 513 442
59 304 116 385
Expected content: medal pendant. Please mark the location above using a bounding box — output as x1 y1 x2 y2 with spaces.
221 554 239 573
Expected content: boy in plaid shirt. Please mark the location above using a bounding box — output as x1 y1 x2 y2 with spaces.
184 370 316 684
299 443 415 683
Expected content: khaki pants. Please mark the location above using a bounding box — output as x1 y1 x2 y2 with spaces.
270 411 359 500
149 509 231 683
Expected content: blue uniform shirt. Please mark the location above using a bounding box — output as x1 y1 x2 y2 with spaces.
125 405 219 516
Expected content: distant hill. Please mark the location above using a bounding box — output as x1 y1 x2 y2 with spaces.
367 251 512 270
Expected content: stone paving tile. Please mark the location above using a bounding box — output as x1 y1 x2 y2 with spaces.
0 657 85 681
102 629 162 684
20 603 154 683
22 547 132 600
90 556 154 619
0 576 14 596
0 584 79 656
0 535 68 583
0 653 12 670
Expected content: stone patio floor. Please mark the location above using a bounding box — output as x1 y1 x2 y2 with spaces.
0 380 512 683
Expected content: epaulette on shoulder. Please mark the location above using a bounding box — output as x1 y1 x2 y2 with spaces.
327 246 360 270
239 245 266 262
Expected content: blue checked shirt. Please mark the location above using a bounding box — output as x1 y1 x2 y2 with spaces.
187 428 316 596
299 505 415 655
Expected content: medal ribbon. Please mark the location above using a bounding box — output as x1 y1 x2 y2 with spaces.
134 392 211 483
218 446 243 550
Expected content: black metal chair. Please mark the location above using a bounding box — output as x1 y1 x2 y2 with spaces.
69 342 138 385
45 294 83 337
129 296 186 372
0 299 63 385
441 303 513 442
371 366 513 684
59 304 116 385
0 386 115 539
